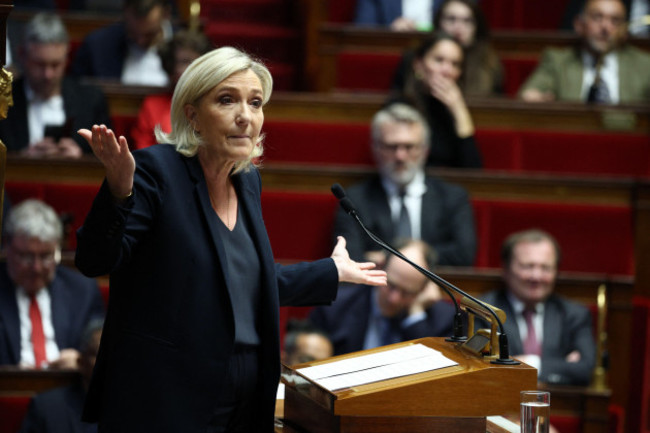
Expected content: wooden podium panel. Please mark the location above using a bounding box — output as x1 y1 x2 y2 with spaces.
282 337 537 433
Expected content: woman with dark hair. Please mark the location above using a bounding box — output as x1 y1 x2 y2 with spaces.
390 32 482 168
434 0 503 96
392 0 502 97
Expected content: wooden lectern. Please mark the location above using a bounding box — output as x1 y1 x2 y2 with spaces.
281 337 537 433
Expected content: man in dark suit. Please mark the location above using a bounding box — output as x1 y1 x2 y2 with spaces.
18 318 103 433
310 238 456 355
0 13 111 158
0 199 105 368
71 0 172 86
481 229 596 386
332 102 476 267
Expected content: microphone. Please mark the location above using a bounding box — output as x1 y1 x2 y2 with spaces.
331 183 518 364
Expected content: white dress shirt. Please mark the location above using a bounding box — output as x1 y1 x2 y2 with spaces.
381 170 428 241
25 82 65 146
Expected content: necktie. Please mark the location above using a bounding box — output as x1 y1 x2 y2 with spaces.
522 308 541 356
394 190 411 240
29 294 47 368
587 56 611 104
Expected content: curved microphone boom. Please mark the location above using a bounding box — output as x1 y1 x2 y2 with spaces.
331 183 518 363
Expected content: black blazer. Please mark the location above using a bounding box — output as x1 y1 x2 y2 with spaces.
332 174 477 266
0 77 111 153
75 144 339 432
310 283 456 356
481 289 596 386
0 263 105 366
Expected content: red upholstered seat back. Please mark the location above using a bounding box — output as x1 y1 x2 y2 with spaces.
473 199 634 275
5 182 100 251
0 395 31 433
335 51 402 92
261 190 338 261
262 120 373 166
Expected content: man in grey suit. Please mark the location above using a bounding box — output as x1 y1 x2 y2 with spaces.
332 102 477 267
519 0 650 104
481 229 596 386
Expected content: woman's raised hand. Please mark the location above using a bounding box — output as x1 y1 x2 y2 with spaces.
78 125 135 199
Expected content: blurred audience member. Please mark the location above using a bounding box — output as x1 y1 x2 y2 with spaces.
354 0 439 31
0 13 111 158
393 0 503 97
131 29 212 150
481 229 596 385
520 0 650 103
310 239 455 356
434 0 503 95
71 0 173 86
332 103 476 266
281 319 333 366
18 319 103 433
562 0 649 36
0 199 105 369
390 32 482 168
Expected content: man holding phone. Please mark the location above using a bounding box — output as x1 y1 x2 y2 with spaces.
0 13 111 158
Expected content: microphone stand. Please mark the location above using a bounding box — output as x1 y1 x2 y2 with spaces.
332 184 519 365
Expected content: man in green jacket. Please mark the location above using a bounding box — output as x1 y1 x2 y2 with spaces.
519 0 650 104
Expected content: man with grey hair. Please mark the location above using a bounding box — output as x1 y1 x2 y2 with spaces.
0 199 104 369
332 102 477 266
0 12 112 157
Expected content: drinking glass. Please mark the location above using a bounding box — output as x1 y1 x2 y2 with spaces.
520 390 550 433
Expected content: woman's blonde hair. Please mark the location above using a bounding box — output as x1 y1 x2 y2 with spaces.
155 46 273 173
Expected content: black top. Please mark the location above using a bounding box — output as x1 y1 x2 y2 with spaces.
217 204 262 346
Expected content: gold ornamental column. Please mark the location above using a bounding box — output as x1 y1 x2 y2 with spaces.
0 0 12 241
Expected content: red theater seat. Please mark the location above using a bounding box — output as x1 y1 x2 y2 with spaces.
4 182 99 251
474 199 634 275
518 131 650 177
335 51 402 92
474 129 521 171
500 55 540 97
480 0 571 29
262 120 373 167
261 190 338 262
43 183 99 250
4 182 46 204
0 395 31 433
628 297 650 433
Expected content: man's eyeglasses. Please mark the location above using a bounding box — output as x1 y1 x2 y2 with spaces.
377 143 423 154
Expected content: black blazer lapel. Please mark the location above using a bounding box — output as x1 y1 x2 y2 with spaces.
183 157 232 296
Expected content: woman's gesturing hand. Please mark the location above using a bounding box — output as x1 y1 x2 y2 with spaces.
78 124 135 199
330 236 387 286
